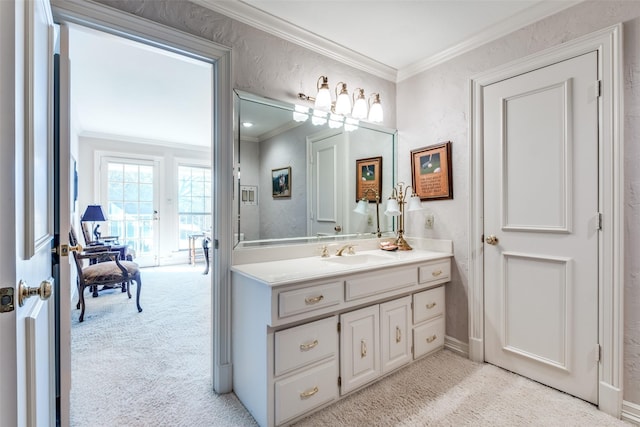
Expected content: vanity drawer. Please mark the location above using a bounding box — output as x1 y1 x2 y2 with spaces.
275 316 338 376
413 318 444 359
278 281 343 318
413 286 445 324
274 359 338 426
345 268 416 301
418 259 450 284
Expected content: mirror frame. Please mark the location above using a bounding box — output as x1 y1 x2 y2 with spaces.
233 89 397 248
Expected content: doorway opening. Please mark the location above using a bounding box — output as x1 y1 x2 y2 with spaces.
65 23 215 423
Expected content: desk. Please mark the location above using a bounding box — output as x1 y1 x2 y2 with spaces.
188 233 205 266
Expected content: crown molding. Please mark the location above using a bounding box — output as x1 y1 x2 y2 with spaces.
397 0 583 82
195 0 583 84
194 0 397 82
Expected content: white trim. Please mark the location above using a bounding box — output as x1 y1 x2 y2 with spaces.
444 335 469 358
194 0 396 82
622 400 640 425
51 0 234 404
196 0 580 83
397 1 582 82
469 24 623 417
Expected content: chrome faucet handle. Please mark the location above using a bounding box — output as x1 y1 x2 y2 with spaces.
347 245 356 255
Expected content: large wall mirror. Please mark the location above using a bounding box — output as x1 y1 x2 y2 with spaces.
234 90 397 248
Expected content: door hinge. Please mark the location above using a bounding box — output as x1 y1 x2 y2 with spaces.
595 80 602 98
338 376 341 387
596 212 603 231
596 344 602 362
337 322 341 333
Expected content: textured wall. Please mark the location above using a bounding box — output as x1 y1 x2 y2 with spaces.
95 0 639 406
95 0 396 129
397 0 640 405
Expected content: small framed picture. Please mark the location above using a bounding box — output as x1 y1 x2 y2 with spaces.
411 142 453 201
356 157 382 202
272 167 291 198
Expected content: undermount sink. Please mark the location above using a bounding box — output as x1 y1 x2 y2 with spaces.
323 253 394 265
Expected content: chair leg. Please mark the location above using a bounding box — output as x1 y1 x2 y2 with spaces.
78 285 86 322
134 273 142 313
126 280 131 299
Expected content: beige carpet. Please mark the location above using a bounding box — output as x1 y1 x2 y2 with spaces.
71 265 630 427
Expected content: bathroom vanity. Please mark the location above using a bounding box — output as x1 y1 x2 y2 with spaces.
231 237 453 426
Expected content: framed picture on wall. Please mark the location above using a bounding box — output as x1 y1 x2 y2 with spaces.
272 167 291 198
411 142 453 201
356 156 382 202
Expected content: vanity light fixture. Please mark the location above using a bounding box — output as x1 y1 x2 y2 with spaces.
293 105 310 122
354 188 381 238
314 76 332 111
368 93 384 123
334 82 351 115
384 182 421 250
351 88 368 119
311 109 328 126
298 75 383 124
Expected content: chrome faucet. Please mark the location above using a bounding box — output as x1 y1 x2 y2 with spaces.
336 244 355 256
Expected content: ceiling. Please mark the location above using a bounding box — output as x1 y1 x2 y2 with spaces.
198 0 581 82
69 1 580 148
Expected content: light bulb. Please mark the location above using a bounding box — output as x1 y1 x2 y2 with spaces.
351 88 367 119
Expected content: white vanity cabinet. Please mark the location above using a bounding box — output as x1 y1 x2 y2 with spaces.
231 245 452 427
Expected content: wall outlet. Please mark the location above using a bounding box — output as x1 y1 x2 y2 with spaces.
425 213 434 229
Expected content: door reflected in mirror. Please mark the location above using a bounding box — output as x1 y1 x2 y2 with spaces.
234 90 397 248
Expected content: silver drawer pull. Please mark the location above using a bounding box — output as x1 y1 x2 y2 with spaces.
426 302 437 309
395 326 402 343
426 335 437 343
304 295 324 305
361 339 367 358
432 270 443 277
299 339 319 351
300 386 319 399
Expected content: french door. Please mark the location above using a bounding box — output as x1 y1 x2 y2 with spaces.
100 156 160 267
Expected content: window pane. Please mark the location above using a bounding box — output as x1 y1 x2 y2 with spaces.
139 166 153 183
124 183 139 201
139 184 153 201
124 164 139 182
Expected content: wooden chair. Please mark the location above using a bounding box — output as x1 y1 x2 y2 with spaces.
80 221 119 246
70 226 142 322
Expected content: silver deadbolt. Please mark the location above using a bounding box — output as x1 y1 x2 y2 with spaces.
485 235 499 245
18 279 53 307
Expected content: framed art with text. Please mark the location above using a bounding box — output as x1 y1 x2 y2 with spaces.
356 156 382 202
411 142 453 201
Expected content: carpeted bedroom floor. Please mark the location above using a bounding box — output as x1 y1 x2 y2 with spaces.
70 265 630 426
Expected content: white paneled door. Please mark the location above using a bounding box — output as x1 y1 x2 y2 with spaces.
308 131 344 237
483 51 599 403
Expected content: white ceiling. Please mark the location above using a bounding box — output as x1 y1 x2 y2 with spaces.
69 25 213 148
199 0 581 81
69 1 580 147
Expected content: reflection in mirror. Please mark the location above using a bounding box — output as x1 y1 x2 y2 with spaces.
234 90 397 248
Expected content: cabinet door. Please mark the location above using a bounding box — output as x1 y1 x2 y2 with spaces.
340 305 380 394
380 296 412 374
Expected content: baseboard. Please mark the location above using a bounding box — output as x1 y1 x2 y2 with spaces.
444 335 469 358
622 400 640 425
599 380 623 418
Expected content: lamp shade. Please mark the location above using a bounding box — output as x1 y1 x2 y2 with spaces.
314 76 332 111
407 194 422 211
353 199 369 215
334 82 351 115
81 205 107 222
384 198 401 216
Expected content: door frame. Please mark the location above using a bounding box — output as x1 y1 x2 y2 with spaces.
51 0 233 422
469 24 623 416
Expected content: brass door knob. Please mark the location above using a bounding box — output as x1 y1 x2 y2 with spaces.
485 235 499 245
18 279 53 307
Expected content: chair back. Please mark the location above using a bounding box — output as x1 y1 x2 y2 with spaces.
80 222 93 245
69 225 86 278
